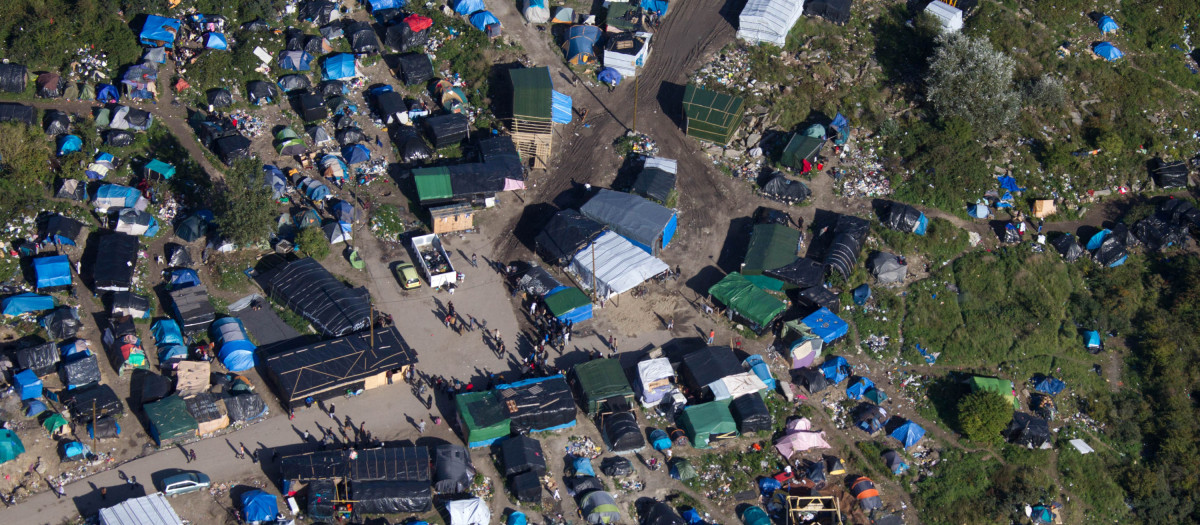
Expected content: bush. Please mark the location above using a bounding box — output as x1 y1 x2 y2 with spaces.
296 226 329 261
956 391 1011 444
214 159 276 246
925 33 1019 138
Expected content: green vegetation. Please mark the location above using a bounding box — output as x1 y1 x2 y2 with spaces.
886 118 990 216
916 448 1056 524
214 159 276 246
370 203 406 241
874 217 969 263
0 0 141 72
956 391 1011 444
296 226 330 261
0 122 51 226
925 33 1019 138
210 253 250 291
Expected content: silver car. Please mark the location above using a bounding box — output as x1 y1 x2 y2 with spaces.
160 472 211 496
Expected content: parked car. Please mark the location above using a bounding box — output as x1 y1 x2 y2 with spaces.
160 472 211 496
393 262 421 289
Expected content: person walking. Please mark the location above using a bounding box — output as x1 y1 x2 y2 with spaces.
667 317 674 331
303 430 311 441
494 328 501 342
238 444 247 460
471 253 478 267
100 487 107 500
289 409 295 420
418 419 426 434
328 404 336 420
189 449 197 462
707 330 715 345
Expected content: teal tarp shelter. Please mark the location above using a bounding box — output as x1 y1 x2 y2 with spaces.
1084 330 1101 350
323 54 358 80
0 430 24 464
204 32 228 50
145 159 176 179
3 293 55 316
56 135 82 157
454 0 485 14
707 272 786 331
34 255 72 289
563 25 602 64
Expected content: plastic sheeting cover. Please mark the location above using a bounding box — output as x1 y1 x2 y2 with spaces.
568 231 669 299
536 209 606 265
580 189 675 251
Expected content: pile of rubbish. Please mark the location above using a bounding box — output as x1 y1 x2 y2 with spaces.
692 47 753 89
156 196 181 223
71 46 112 81
469 474 493 500
564 435 601 459
835 140 890 198
355 159 388 185
620 132 658 157
230 111 266 137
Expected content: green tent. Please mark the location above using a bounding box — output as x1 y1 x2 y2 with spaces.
968 376 1020 410
740 505 770 525
274 127 307 155
509 67 553 122
780 134 825 169
669 458 696 480
708 272 787 330
41 413 68 435
145 159 176 179
455 391 512 448
544 287 590 317
681 84 744 144
678 400 737 448
0 430 24 464
94 107 111 128
742 223 800 279
571 358 635 415
413 167 453 202
143 395 199 445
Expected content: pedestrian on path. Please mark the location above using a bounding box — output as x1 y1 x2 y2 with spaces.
328 404 336 420
667 317 674 331
467 315 476 331
553 488 561 501
418 419 426 433
189 449 197 462
289 409 295 420
238 444 247 460
471 253 478 267
54 483 65 499
494 328 501 342
707 330 715 345
100 487 107 500
303 430 310 441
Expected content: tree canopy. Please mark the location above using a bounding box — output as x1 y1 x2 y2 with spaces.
957 390 1012 444
296 225 330 261
925 33 1019 138
214 159 276 247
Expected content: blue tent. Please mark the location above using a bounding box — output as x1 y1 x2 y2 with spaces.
820 356 850 384
1094 42 1123 61
168 269 202 289
507 511 528 525
60 340 89 358
453 0 485 15
87 152 117 180
563 25 602 64
56 135 82 157
846 377 875 400
913 213 928 235
641 0 668 16
323 54 358 81
279 50 314 71
597 67 622 87
151 319 185 347
890 421 925 448
742 355 776 391
241 490 279 523
1084 330 1101 349
341 143 371 164
15 370 42 400
96 84 120 103
24 400 47 417
758 476 781 496
801 307 849 343
469 11 501 33
140 15 182 48
997 175 1025 193
158 344 188 363
1033 376 1066 396
968 203 990 218
649 428 671 450
33 256 72 289
204 32 228 50
852 284 871 306
681 509 704 525
573 456 595 476
371 0 405 11
94 184 142 209
3 293 55 317
62 441 87 460
213 317 257 372
1098 16 1119 33
551 91 573 124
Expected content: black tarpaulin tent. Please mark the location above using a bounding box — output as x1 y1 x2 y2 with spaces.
278 74 312 93
207 88 233 108
0 64 27 93
804 0 852 24
1051 234 1084 262
62 352 102 389
391 126 433 163
297 93 328 121
165 243 194 267
1003 412 1052 449
423 113 470 149
89 416 121 439
140 373 173 403
1160 198 1200 227
501 435 547 476
1151 158 1189 188
319 80 345 98
264 258 372 337
761 175 811 204
632 167 676 204
795 367 830 393
63 384 124 422
798 285 840 313
214 134 252 165
599 409 645 452
644 501 686 525
824 215 870 278
496 375 577 433
223 393 268 422
111 291 151 318
43 214 84 245
104 130 134 146
1133 214 1188 251
280 446 429 482
247 81 280 104
374 90 406 123
601 456 633 476
18 342 60 376
92 232 139 292
434 444 474 493
730 393 772 433
307 478 335 519
885 202 925 233
36 73 63 98
517 266 563 296
170 286 215 333
479 135 525 180
385 15 432 52
681 346 742 391
44 110 70 135
0 103 36 126
867 252 907 284
536 210 607 265
346 21 381 53
56 179 87 201
336 127 367 146
511 471 542 502
43 307 83 340
352 480 432 513
397 53 434 86
765 257 826 289
263 326 416 408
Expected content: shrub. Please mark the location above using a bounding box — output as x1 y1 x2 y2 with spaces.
296 226 330 261
956 391 1011 444
925 33 1019 138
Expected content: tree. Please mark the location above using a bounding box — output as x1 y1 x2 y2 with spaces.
957 391 1012 444
215 159 276 247
296 226 330 261
925 33 1019 138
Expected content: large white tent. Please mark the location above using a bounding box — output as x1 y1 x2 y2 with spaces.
448 498 492 525
737 0 805 46
568 231 670 299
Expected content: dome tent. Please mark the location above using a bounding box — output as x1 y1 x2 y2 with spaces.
207 88 233 108
213 317 257 372
523 0 550 22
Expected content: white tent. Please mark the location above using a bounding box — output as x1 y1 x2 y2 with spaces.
709 372 768 400
568 231 670 299
737 0 805 46
323 222 353 244
522 0 550 23
99 493 184 525
448 498 492 525
925 0 963 32
637 357 679 406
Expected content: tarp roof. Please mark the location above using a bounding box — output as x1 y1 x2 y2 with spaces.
568 231 670 299
264 258 371 337
500 435 547 476
143 395 198 444
536 209 606 265
679 401 738 448
455 391 511 447
632 167 676 203
968 376 1019 410
738 0 805 45
580 189 676 251
264 326 416 406
682 84 744 144
448 498 491 525
34 255 72 289
510 67 553 121
495 375 577 433
572 358 634 410
140 15 182 48
744 223 800 275
98 493 183 525
708 272 787 329
730 392 772 433
801 307 848 343
681 346 743 389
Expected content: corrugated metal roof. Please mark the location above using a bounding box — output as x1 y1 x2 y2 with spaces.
99 493 184 525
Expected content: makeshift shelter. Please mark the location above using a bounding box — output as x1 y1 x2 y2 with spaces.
601 456 634 476
501 435 547 477
17 342 59 377
143 395 198 445
795 368 830 393
968 376 1019 410
448 498 491 525
496 375 577 433
597 67 622 89
765 258 825 290
247 80 280 104
804 0 853 23
925 1 963 32
470 11 502 37
820 356 851 384
1004 412 1052 449
1098 15 1119 33
681 346 743 392
44 110 71 135
223 392 268 423
730 394 772 433
386 14 433 52
264 258 372 337
1087 229 1128 267
599 407 644 452
524 0 551 23
568 231 670 299
352 480 433 513
93 184 143 212
214 134 252 165
42 307 82 340
1051 234 1085 262
681 84 744 144
761 175 811 204
845 376 874 400
115 208 160 237
580 189 677 253
738 0 805 46
396 52 434 86
579 490 621 524
87 417 121 440
33 255 72 290
323 53 358 81
263 326 415 408
572 358 635 415
423 113 471 149
678 401 738 448
0 103 35 126
111 291 150 319
121 63 158 100
1032 376 1066 396
212 317 257 372
709 372 768 401
456 390 511 448
278 50 314 71
637 357 680 407
774 418 831 459
3 293 55 317
184 392 229 435
544 286 593 324
742 223 800 284
0 63 27 93
345 21 381 54
890 420 925 448
1151 158 1189 188
241 490 278 524
824 215 870 278
868 252 908 284
104 319 148 373
14 369 42 401
435 444 474 493
708 272 787 332
563 25 603 64
885 202 928 235
170 285 215 333
140 15 182 48
536 210 607 265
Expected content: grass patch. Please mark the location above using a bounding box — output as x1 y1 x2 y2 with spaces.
1056 443 1129 522
874 217 970 264
843 287 903 356
209 253 254 292
370 203 407 242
